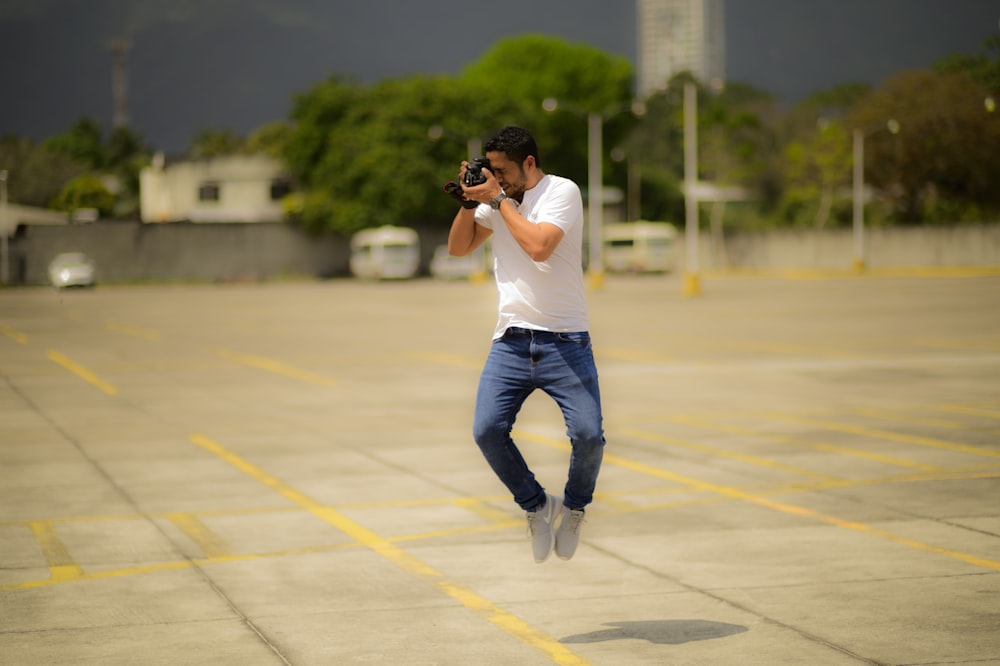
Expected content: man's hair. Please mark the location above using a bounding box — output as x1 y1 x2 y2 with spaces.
484 126 541 170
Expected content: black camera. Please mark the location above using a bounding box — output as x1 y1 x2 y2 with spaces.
463 156 492 187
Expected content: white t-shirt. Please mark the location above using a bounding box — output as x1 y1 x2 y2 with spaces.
475 174 589 339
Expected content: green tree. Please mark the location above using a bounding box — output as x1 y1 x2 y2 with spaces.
848 68 1000 222
284 76 364 187
462 34 635 187
937 34 1000 95
284 75 484 234
774 84 870 226
105 125 151 217
624 77 687 223
7 119 150 217
51 175 115 217
282 36 630 236
782 84 871 140
0 135 84 208
699 82 777 185
247 122 292 158
44 118 106 169
623 74 776 225
780 119 852 227
189 129 245 158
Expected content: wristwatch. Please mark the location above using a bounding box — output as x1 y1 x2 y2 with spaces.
489 192 507 210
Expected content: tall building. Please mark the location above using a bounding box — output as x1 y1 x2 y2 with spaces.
637 0 726 97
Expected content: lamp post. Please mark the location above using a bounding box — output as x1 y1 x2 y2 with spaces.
610 147 641 222
0 170 8 286
682 82 701 297
852 119 900 272
543 97 645 288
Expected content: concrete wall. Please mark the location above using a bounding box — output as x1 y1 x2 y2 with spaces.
5 221 998 286
8 222 353 285
708 224 1000 271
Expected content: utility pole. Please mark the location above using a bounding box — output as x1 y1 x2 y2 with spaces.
1 170 8 286
683 81 701 297
109 39 130 129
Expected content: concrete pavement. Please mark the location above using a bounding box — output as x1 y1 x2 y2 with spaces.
1 274 998 665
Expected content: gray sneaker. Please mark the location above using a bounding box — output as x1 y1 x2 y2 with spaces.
555 507 585 560
526 493 562 563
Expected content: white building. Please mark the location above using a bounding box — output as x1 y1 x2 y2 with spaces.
140 154 292 223
637 0 726 96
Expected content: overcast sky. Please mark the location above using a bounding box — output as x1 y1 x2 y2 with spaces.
0 0 997 152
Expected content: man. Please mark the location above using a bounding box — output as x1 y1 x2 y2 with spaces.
447 125 606 563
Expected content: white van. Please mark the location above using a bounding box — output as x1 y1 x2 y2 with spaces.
603 221 678 273
349 225 420 279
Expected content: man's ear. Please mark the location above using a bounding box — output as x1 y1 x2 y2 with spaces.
524 155 537 172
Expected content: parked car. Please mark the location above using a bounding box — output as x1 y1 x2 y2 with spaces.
349 226 420 279
48 252 96 288
603 221 678 273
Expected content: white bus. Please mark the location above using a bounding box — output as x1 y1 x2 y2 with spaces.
603 222 678 273
349 225 420 279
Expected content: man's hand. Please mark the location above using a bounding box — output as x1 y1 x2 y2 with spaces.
443 161 480 209
444 181 478 209
461 166 504 205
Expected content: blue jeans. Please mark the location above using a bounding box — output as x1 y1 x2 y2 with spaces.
473 327 605 512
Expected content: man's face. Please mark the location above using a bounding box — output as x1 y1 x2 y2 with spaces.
485 151 527 202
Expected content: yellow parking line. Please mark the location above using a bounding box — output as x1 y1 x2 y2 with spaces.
392 520 523 544
8 465 1000 593
189 434 588 666
107 320 161 342
1 543 361 591
765 413 1000 460
853 408 969 430
168 513 233 558
28 521 85 583
618 427 837 480
935 404 1000 420
47 350 119 395
452 497 519 523
516 430 1000 573
0 325 28 344
668 415 939 472
217 348 338 388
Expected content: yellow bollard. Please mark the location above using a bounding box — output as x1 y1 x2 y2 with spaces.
588 270 605 290
683 272 702 297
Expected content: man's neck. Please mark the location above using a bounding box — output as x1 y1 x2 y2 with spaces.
515 171 545 202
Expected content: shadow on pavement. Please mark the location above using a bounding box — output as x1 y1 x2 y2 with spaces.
562 619 749 645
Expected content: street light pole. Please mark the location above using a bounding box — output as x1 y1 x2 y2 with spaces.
852 128 865 272
1 170 8 286
543 97 645 289
851 119 899 273
587 112 603 288
683 82 701 297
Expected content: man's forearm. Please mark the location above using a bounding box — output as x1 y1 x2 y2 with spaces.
497 200 562 262
447 207 481 257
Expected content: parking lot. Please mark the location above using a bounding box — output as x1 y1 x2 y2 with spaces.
1 273 999 665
